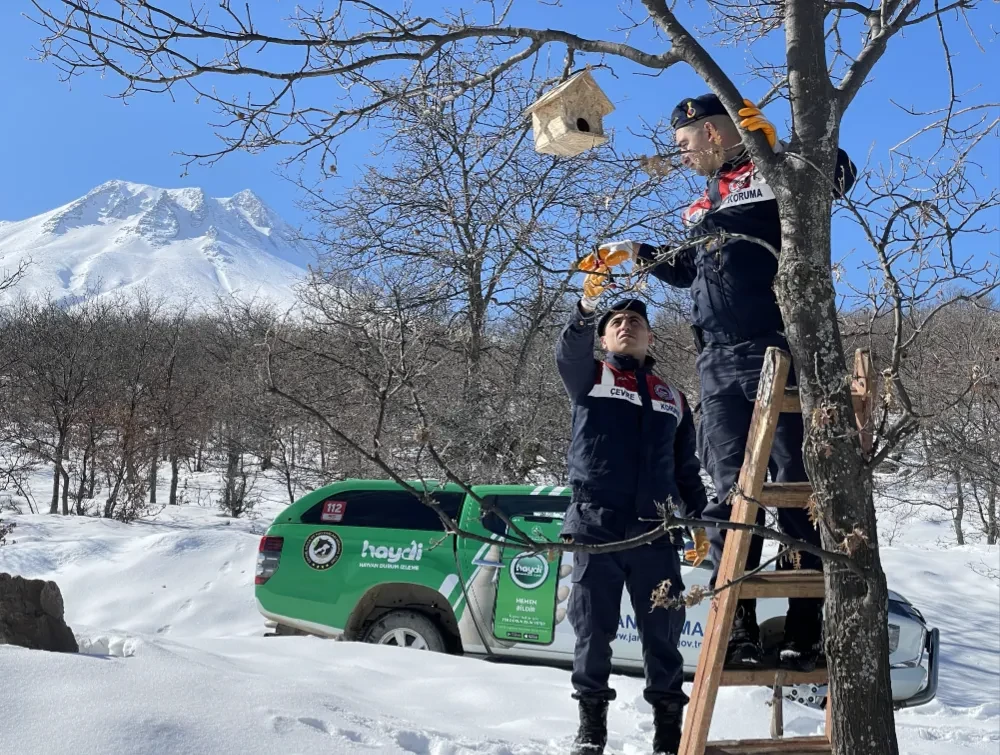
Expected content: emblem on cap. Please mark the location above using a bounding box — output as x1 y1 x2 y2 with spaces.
686 101 696 118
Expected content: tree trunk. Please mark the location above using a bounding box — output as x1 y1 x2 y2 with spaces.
149 444 159 505
952 468 965 545
61 467 70 516
76 446 90 515
50 432 66 515
987 484 998 546
196 437 204 473
87 462 96 499
169 453 180 505
225 441 240 512
775 7 898 750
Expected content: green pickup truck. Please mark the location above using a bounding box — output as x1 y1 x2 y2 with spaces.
254 479 939 709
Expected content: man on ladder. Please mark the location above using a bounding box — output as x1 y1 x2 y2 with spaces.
596 94 857 673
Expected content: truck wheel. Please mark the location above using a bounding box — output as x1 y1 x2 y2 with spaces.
362 610 446 653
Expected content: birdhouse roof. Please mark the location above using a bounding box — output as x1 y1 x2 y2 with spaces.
524 69 615 117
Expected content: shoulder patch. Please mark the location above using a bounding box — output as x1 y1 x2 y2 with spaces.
648 375 682 419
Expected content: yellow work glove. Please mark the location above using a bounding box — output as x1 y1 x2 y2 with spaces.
577 242 633 309
685 528 710 567
737 99 777 150
582 261 612 299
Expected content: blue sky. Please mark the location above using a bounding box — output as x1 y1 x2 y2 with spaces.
1 1 996 297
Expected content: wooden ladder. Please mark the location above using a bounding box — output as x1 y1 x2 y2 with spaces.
678 347 874 755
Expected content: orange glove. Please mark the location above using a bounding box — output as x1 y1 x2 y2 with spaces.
577 243 632 301
737 99 777 150
684 528 710 567
582 262 612 298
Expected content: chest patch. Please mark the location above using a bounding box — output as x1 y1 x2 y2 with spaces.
587 363 683 420
682 161 775 227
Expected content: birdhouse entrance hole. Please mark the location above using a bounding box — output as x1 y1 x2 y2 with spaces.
576 117 591 133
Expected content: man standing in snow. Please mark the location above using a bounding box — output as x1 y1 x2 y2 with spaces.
556 266 710 755
595 94 857 673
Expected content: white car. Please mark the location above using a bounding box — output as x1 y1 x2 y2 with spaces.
465 548 939 710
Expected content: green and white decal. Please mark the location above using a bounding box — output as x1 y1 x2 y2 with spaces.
492 517 563 644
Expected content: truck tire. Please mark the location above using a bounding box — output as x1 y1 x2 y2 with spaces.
362 609 447 653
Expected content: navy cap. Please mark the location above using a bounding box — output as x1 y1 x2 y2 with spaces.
597 298 649 337
670 93 729 130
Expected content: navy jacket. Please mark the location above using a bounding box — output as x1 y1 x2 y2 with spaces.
637 147 857 342
556 305 708 542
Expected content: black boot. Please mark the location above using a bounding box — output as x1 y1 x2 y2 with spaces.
651 702 682 754
725 602 763 667
779 601 824 671
572 698 609 754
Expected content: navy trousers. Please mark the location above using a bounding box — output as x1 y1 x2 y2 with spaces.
567 536 688 710
695 341 823 640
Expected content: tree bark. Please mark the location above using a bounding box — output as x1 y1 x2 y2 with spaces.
952 468 965 545
169 453 180 505
61 467 70 516
772 2 899 752
225 441 240 513
987 484 998 546
76 446 90 515
50 431 66 515
149 443 159 505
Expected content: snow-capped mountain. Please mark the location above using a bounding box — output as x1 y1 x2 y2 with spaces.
0 180 314 311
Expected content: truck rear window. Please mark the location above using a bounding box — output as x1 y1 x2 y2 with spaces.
479 494 570 537
300 490 465 531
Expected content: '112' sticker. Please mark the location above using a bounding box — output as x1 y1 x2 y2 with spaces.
321 500 347 523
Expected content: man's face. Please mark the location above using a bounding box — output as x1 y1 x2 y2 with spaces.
674 120 725 176
600 311 652 359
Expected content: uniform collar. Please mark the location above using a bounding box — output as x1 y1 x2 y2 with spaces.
715 146 752 177
605 351 656 371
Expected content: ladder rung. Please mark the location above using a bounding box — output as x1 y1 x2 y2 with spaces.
738 570 825 599
759 482 813 508
781 390 800 413
720 666 828 687
706 736 831 754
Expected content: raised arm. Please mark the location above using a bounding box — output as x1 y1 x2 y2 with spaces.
635 243 698 289
555 302 599 401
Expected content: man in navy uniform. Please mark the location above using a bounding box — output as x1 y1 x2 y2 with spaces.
556 261 710 754
595 94 857 673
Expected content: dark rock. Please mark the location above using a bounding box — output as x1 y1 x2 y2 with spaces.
0 572 79 653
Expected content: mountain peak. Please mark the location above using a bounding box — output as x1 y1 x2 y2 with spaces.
0 180 313 311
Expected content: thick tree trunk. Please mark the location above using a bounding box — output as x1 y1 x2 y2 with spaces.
776 5 897 750
149 444 159 505
224 441 240 512
987 484 998 545
76 446 90 515
952 468 966 545
772 146 899 755
61 467 70 516
169 453 180 505
50 432 66 515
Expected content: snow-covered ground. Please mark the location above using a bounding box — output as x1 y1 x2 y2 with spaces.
1 467 997 754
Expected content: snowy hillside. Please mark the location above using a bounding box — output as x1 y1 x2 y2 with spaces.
0 180 313 311
0 468 997 755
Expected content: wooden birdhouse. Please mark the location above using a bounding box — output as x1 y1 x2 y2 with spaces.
525 69 615 157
